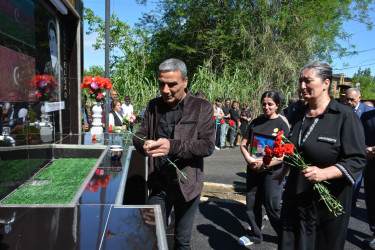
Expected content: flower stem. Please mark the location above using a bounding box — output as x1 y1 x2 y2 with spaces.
281 134 344 216
131 133 187 180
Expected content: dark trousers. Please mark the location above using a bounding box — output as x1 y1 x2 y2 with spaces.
245 166 283 242
215 123 221 147
279 201 350 250
149 182 200 250
352 171 363 210
364 177 375 235
229 123 237 145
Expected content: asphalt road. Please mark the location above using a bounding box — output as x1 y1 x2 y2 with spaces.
190 146 373 250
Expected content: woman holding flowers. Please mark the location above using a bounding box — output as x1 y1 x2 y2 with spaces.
238 91 289 246
277 62 366 250
109 99 126 131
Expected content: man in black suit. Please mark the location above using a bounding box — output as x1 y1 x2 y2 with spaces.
361 109 375 248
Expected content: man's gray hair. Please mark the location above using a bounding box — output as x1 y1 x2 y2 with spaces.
346 88 361 96
158 58 187 80
301 61 333 85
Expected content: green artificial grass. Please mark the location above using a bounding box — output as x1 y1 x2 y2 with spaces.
0 159 47 182
1 158 98 204
0 159 47 199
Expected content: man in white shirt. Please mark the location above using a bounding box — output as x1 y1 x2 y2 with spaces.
121 96 135 132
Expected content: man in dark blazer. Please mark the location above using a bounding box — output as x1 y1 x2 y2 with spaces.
346 88 374 118
361 109 375 248
346 88 374 210
133 58 215 250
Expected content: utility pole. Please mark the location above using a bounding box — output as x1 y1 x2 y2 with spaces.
104 0 110 132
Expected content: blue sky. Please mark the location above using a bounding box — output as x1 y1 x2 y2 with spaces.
83 0 375 78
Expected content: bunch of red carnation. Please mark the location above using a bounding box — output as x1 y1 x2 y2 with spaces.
262 130 344 216
262 131 294 165
81 76 113 103
29 74 59 101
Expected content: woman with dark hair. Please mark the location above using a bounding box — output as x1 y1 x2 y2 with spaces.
239 102 252 142
109 99 126 131
229 101 241 148
238 91 290 246
276 62 366 249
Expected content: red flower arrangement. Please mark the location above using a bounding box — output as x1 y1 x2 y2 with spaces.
81 76 113 103
263 130 344 216
29 74 58 101
85 169 111 192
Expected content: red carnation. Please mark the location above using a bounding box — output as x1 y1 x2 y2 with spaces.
228 120 235 127
274 140 282 148
220 119 225 125
91 183 99 192
273 146 284 158
109 125 113 133
283 143 295 155
263 155 271 166
265 146 274 158
214 117 217 120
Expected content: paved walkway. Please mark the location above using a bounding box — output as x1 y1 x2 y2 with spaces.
190 147 373 249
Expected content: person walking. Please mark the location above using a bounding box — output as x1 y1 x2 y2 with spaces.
219 98 231 149
239 102 252 144
277 62 366 250
229 101 241 148
213 98 224 150
133 58 215 250
238 91 289 246
345 88 374 210
361 109 375 248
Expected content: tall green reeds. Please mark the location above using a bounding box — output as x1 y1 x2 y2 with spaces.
106 60 298 118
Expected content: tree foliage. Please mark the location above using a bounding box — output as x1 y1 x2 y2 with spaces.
85 0 374 115
84 65 104 77
351 68 375 100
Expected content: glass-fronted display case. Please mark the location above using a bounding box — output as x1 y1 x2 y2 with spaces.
0 1 166 249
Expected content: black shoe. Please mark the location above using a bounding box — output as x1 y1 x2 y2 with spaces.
230 145 234 148
220 146 226 150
